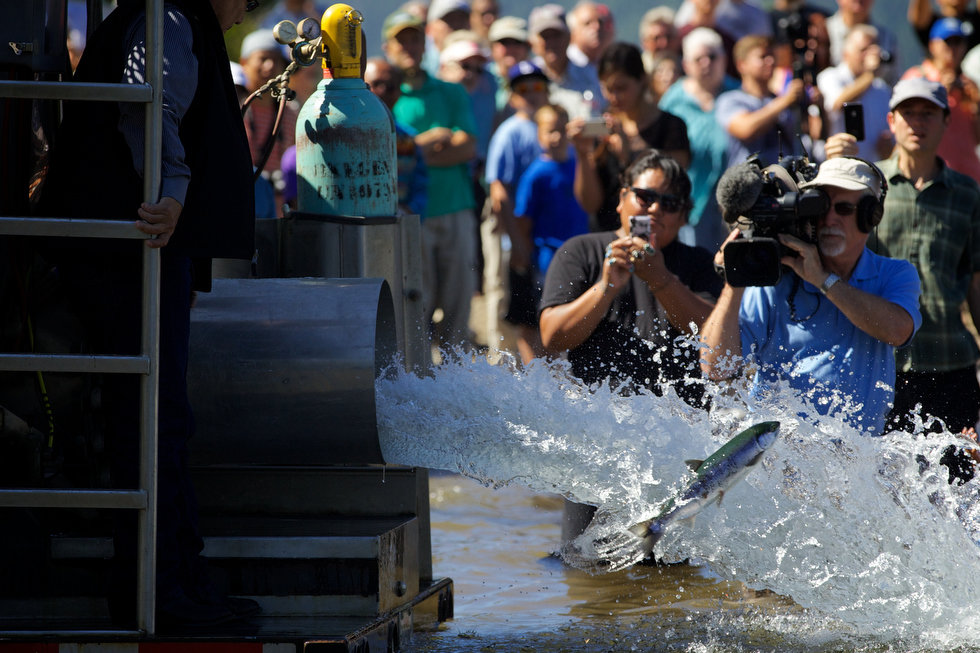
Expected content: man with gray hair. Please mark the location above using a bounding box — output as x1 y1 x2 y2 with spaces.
701 156 922 435
816 23 892 161
639 6 680 72
566 1 611 67
659 26 738 250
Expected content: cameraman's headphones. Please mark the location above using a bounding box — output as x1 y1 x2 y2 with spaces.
840 156 888 233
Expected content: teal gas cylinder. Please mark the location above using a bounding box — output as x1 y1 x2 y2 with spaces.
296 4 396 216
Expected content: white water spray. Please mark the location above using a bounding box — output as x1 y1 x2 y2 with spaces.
376 353 980 646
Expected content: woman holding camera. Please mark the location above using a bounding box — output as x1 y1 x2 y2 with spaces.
539 149 721 401
571 42 691 232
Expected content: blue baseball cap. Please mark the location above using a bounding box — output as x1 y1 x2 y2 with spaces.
930 17 971 41
507 61 548 87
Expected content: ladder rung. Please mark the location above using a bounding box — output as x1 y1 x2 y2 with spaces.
0 489 147 510
0 79 152 103
0 217 147 239
0 354 150 374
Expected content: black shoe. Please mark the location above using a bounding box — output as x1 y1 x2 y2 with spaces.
157 591 238 631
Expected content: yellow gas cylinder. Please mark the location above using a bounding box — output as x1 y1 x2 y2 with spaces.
295 4 396 216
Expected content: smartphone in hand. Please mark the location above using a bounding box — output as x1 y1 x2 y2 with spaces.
843 102 865 142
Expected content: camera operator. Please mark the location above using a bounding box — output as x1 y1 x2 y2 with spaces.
700 157 922 434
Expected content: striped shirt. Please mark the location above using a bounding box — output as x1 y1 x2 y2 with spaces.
871 156 980 372
118 4 197 205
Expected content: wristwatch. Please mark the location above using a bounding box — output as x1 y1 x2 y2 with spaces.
820 273 841 295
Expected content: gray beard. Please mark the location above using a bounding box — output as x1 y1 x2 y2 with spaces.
818 228 846 257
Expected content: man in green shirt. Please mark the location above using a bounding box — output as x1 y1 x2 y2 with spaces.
382 10 479 353
872 78 980 438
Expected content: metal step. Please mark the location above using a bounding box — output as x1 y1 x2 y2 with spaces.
201 516 420 617
0 577 453 650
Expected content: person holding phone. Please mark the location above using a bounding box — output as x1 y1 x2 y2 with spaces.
539 149 720 401
572 42 691 232
817 24 893 161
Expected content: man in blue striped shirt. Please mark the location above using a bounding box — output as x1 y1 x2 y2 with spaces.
42 0 260 630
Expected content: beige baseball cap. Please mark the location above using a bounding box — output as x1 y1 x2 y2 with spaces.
800 157 883 199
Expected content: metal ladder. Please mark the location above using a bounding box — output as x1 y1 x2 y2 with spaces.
0 0 165 636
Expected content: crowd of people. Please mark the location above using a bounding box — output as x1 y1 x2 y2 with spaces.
326 0 980 444
199 0 980 447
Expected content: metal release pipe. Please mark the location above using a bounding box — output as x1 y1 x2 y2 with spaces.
187 277 396 466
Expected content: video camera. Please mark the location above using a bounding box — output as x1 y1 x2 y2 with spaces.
716 154 829 287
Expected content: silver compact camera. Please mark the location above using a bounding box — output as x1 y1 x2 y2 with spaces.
629 215 651 240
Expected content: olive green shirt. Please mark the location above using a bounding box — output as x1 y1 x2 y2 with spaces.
871 156 980 372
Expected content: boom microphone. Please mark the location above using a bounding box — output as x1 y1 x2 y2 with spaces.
716 162 764 224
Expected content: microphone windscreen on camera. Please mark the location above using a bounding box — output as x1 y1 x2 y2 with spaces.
716 162 763 224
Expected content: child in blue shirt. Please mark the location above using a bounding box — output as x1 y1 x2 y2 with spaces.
508 103 590 364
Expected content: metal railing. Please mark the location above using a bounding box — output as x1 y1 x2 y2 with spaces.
0 0 165 637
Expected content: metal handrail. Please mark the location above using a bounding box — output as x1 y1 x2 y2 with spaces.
0 354 150 374
0 80 152 102
0 216 150 238
0 489 147 510
0 0 164 637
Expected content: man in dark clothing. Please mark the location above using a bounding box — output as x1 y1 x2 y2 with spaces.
39 0 258 630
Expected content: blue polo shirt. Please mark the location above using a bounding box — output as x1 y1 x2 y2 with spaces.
739 248 922 434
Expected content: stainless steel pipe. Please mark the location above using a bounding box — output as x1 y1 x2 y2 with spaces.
187 277 395 465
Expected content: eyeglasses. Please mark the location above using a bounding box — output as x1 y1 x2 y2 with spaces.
831 201 857 216
630 186 683 213
245 0 260 12
513 79 548 94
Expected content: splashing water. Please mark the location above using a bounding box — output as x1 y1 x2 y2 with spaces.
376 353 980 646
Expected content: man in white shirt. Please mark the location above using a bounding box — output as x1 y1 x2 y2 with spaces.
816 23 893 161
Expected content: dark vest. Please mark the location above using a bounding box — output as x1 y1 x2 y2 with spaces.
40 0 254 263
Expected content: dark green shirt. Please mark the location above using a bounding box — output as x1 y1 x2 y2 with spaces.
872 156 980 372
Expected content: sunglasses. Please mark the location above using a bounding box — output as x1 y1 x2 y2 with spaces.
246 0 260 12
831 201 858 216
630 186 683 213
513 79 548 94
